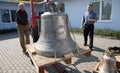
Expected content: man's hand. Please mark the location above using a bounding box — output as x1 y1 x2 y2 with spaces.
88 18 96 22
80 26 83 29
28 25 32 31
27 22 32 31
80 24 85 29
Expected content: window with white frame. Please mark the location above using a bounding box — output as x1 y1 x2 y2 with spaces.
11 10 16 22
92 0 112 21
0 9 16 23
1 9 10 23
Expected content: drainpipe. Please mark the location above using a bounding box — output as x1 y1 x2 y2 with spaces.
30 0 35 28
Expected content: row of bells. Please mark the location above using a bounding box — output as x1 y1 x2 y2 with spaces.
34 1 118 73
34 11 118 72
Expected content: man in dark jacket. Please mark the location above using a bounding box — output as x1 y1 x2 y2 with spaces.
16 3 30 54
81 4 97 50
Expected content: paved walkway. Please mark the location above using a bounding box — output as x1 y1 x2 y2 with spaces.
0 31 120 73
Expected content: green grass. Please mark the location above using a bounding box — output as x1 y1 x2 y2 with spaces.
70 28 120 39
1 28 120 39
94 29 120 39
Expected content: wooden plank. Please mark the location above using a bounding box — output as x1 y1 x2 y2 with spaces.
27 45 90 66
93 62 101 73
26 44 90 73
79 45 91 56
84 51 91 56
115 55 120 62
27 47 40 73
26 45 36 55
116 61 120 70
26 45 62 68
78 45 91 56
115 55 120 70
63 58 72 64
39 67 45 73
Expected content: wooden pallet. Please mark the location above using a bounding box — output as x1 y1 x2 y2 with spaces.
26 45 91 73
115 55 120 70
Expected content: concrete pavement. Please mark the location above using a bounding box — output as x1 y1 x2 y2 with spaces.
0 31 120 73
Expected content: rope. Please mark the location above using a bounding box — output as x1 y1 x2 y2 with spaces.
50 13 57 59
51 13 64 73
68 17 80 54
50 13 80 58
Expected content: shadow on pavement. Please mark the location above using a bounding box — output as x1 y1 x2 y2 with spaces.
73 55 100 66
45 63 82 73
84 70 91 73
73 46 105 66
56 63 82 73
93 46 105 53
0 31 18 41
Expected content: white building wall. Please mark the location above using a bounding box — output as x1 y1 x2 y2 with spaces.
0 0 120 30
110 0 120 30
63 0 90 28
0 3 30 30
95 0 120 30
0 2 43 30
63 0 120 30
0 2 17 30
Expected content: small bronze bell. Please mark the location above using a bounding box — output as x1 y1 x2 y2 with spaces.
99 52 117 73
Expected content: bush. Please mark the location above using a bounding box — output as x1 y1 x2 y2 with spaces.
70 28 83 33
94 29 120 39
70 28 120 39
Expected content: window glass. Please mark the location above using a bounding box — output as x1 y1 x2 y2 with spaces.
102 0 112 20
92 0 112 21
1 9 10 23
92 2 100 20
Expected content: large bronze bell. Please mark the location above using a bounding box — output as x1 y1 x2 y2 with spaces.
34 2 78 57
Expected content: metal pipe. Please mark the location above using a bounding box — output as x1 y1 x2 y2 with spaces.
44 0 54 2
30 0 35 28
47 0 50 2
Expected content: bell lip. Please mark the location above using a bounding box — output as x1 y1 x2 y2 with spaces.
34 43 64 58
34 43 77 58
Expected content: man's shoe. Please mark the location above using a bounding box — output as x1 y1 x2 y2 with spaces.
90 48 93 51
89 46 93 51
23 50 26 53
25 52 30 57
84 44 87 46
23 52 30 57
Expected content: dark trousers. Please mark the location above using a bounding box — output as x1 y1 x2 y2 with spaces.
83 24 94 48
